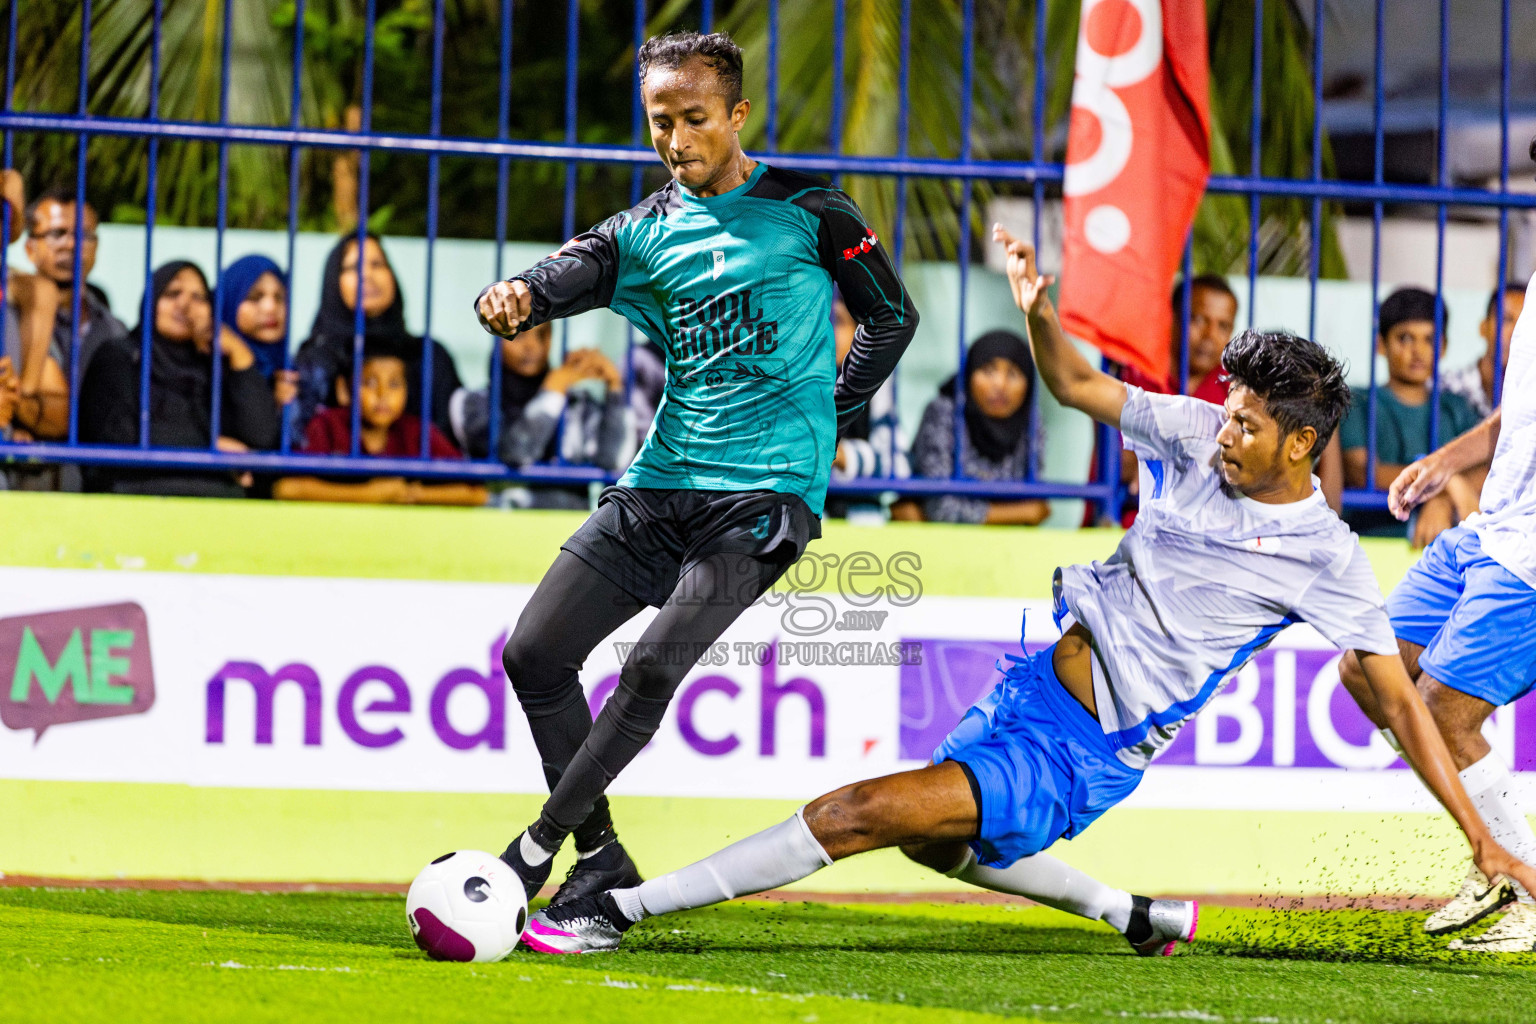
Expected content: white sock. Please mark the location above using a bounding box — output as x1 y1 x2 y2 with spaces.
951 847 1135 933
519 831 554 867
577 843 609 861
622 808 833 920
611 886 645 923
1460 751 1536 903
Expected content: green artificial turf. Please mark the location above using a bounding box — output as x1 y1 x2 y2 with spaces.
3 887 1534 1023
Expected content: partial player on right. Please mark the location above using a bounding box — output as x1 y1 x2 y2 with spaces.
1341 271 1536 953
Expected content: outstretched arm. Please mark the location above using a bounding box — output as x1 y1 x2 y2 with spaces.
993 226 1126 429
1358 651 1536 895
476 215 625 339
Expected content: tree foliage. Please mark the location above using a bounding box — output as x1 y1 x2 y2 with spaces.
9 0 1342 275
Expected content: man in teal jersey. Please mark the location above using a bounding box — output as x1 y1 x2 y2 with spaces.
474 31 918 907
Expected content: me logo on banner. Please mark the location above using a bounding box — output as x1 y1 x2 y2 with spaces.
0 602 155 743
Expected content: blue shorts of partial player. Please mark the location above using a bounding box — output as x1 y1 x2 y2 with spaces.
932 641 1143 869
1387 524 1536 707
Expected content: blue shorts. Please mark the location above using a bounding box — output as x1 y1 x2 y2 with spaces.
933 641 1143 868
1386 525 1536 707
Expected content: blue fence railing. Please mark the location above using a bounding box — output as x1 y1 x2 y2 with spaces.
0 0 1528 520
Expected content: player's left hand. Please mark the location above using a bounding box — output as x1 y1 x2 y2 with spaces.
1389 451 1453 520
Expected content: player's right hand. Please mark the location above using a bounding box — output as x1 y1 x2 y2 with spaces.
477 279 533 338
1388 451 1453 521
992 224 1054 315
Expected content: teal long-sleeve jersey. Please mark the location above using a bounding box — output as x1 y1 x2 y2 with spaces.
476 162 919 516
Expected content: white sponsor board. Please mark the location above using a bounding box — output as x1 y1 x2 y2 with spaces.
3 567 1531 812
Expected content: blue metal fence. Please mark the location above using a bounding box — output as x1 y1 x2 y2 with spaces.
0 0 1529 518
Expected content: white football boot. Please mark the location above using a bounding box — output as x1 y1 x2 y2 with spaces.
1448 902 1536 952
1424 866 1516 936
1126 896 1199 957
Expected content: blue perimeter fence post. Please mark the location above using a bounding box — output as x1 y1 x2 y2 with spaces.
281 0 306 455
349 0 379 458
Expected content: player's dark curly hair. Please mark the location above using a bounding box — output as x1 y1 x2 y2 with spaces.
638 31 744 109
1221 330 1350 456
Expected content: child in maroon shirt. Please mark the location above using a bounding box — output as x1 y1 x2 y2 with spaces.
274 344 487 506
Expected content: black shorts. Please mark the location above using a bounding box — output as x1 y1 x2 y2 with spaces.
561 485 822 608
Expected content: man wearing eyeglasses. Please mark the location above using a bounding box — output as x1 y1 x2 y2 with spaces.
23 185 128 423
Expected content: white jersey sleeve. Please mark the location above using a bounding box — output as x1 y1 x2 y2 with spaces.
1291 540 1400 656
1119 384 1226 464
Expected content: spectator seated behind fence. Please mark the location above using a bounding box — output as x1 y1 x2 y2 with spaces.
218 254 299 412
1120 274 1238 404
1079 275 1239 527
78 260 279 498
0 176 74 448
449 321 636 510
905 329 1049 525
274 340 487 507
1442 281 1525 420
293 233 462 440
23 185 128 414
0 170 29 458
831 290 909 482
1340 286 1482 539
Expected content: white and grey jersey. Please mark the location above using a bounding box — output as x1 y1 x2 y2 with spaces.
1055 385 1399 770
1468 273 1536 592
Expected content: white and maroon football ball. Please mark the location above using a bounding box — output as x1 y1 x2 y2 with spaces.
406 850 528 962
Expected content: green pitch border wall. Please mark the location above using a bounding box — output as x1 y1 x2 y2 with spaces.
0 492 1471 896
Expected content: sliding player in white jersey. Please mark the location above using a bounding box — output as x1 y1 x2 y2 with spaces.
518 229 1536 956
1341 272 1536 952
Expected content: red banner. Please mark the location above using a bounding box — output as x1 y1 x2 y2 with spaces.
1058 0 1211 384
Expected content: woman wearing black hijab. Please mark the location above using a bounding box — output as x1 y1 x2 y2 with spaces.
907 329 1049 525
292 233 462 439
79 260 280 497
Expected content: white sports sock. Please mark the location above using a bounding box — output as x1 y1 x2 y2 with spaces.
626 808 833 919
519 831 554 867
952 847 1135 933
1460 752 1536 903
611 886 645 923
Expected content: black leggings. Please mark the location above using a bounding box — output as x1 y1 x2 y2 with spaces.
503 549 780 846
